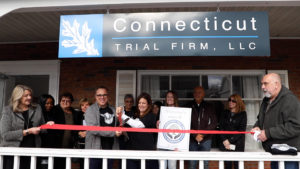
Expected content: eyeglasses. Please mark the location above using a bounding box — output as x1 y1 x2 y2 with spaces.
96 94 108 97
228 98 237 103
61 99 71 103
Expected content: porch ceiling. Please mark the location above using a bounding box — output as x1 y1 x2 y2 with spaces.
0 1 300 44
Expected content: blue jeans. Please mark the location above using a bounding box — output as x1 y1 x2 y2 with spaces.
158 149 177 169
271 161 299 169
188 139 212 169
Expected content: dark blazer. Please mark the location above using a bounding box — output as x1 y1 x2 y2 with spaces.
52 104 81 148
219 110 247 151
75 111 85 148
40 109 56 148
186 100 217 143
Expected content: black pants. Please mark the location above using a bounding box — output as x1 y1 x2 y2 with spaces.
3 156 31 169
54 157 66 169
225 161 238 169
127 159 158 169
89 158 114 169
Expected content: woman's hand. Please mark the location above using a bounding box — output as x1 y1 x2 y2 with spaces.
46 121 55 125
195 134 204 142
251 127 261 133
79 131 86 138
116 106 123 117
156 120 160 129
223 139 231 150
115 131 122 137
28 127 41 135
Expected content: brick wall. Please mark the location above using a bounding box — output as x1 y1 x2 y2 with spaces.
209 161 271 169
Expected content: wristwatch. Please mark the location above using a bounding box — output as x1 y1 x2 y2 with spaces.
25 130 29 135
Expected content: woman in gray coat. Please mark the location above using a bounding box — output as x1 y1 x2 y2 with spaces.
0 85 53 169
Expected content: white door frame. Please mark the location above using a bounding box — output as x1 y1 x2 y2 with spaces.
0 60 60 102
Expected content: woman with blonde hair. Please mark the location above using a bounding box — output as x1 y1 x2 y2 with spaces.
0 85 53 169
219 94 247 169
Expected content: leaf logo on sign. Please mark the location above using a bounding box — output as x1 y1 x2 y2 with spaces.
61 19 99 56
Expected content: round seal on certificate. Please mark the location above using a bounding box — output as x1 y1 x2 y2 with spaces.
163 120 185 144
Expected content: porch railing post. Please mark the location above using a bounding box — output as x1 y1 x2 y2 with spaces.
159 159 165 169
279 161 284 169
258 161 264 169
66 157 71 169
102 158 107 169
30 156 36 169
13 156 20 169
0 155 3 169
84 157 89 169
48 156 54 169
199 160 204 169
179 160 184 169
141 159 146 169
219 160 224 169
239 160 244 169
121 159 126 169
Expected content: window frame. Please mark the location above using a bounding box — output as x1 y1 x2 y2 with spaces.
138 69 266 101
0 60 60 102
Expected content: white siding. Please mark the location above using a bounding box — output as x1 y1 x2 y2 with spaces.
116 70 136 107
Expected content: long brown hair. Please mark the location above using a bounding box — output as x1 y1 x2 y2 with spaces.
136 92 152 118
165 90 179 107
229 94 245 113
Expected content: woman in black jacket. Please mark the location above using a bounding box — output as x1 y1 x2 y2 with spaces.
38 94 56 168
116 93 158 169
219 94 247 169
52 92 81 169
39 94 55 148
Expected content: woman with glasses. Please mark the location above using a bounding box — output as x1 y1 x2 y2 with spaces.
219 94 247 169
52 92 81 169
119 94 136 150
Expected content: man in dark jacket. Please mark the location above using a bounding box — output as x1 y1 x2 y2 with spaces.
187 86 217 169
252 73 300 169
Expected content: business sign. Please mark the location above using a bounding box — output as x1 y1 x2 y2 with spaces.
58 12 270 58
157 106 191 151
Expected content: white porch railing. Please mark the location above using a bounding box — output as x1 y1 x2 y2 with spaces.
0 147 299 169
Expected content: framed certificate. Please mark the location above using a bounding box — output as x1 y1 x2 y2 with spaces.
157 106 192 151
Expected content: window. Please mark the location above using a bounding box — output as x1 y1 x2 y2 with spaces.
138 70 269 151
138 70 263 117
0 60 60 113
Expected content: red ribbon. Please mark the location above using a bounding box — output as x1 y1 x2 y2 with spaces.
40 124 254 134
